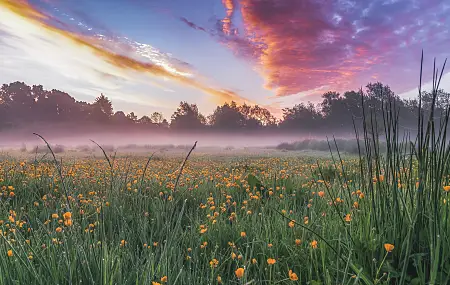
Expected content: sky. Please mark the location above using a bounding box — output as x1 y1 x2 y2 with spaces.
0 0 449 118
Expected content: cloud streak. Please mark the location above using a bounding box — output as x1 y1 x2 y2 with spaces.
180 17 206 32
0 0 250 104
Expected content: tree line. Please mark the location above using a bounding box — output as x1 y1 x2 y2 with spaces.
0 81 448 133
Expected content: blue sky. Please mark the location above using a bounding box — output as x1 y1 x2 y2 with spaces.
0 0 449 118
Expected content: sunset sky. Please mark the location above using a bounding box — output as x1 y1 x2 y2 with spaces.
0 0 449 117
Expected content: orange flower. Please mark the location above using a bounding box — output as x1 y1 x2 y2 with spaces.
7 249 13 257
310 240 318 249
210 258 219 268
303 216 309 225
267 258 276 265
160 276 167 282
64 219 73 227
240 231 246 238
318 191 325 198
344 214 352 222
443 185 450 192
288 220 295 228
378 175 385 182
235 267 245 279
217 275 222 283
288 269 299 281
63 212 72 220
295 239 301 246
384 243 394 252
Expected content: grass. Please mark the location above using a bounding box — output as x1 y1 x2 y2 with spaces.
0 56 449 284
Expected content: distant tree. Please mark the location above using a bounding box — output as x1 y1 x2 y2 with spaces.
76 101 94 121
319 91 359 131
365 82 395 102
138 115 153 125
320 91 341 117
209 101 246 129
45 89 79 121
150 112 165 125
91 94 113 122
170 101 206 130
280 102 322 131
160 119 169 129
248 105 277 127
1 82 34 122
0 80 448 134
112 111 131 125
126 112 138 122
0 84 12 105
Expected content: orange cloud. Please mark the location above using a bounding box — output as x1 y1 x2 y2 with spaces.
232 0 450 98
221 0 236 35
1 0 49 21
0 0 249 105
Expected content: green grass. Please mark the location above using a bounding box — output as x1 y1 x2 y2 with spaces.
0 56 449 284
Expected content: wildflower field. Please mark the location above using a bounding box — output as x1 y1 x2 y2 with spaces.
1 64 450 285
1 135 450 285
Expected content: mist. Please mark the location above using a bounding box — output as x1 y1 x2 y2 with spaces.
0 125 347 150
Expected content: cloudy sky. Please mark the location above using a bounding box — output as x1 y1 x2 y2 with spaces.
0 0 449 117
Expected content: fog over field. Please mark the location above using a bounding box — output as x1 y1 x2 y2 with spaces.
0 128 335 149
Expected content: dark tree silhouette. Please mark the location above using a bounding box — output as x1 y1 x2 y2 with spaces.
0 81 448 134
91 94 113 122
126 112 138 122
170 101 206 130
209 101 246 129
138 115 153 125
280 102 322 131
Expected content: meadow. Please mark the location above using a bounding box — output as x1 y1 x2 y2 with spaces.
0 133 449 285
1 65 450 285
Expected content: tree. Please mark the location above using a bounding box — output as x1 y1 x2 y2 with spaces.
160 119 169 129
320 91 341 117
170 101 206 130
248 105 277 127
92 94 113 122
0 80 449 135
126 112 138 122
280 102 322 131
112 111 131 125
209 101 246 130
138 115 153 125
150 112 165 125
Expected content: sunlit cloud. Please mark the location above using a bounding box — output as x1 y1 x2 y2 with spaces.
0 0 251 107
180 0 449 99
220 0 237 36
236 0 450 97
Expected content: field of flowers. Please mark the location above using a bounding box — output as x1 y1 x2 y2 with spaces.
0 139 449 285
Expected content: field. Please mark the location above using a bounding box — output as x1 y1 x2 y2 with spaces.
1 80 450 285
0 136 449 285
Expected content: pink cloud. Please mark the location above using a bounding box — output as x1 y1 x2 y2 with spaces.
181 0 449 97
